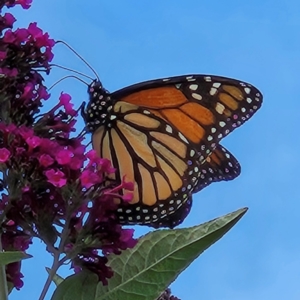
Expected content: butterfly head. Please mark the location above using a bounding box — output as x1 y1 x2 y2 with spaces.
82 80 114 133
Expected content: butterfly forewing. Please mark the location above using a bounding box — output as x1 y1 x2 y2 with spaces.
92 107 202 225
113 74 262 162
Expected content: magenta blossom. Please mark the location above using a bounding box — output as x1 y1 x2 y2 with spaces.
3 0 32 9
80 169 102 189
38 154 54 167
59 92 77 116
0 0 137 292
0 148 11 162
55 149 73 165
45 169 67 187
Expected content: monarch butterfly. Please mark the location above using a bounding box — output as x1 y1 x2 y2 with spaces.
82 74 262 228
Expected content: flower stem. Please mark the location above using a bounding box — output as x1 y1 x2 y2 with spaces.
0 234 8 300
38 252 61 300
39 216 71 299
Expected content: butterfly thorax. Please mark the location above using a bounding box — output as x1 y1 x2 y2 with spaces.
83 80 115 132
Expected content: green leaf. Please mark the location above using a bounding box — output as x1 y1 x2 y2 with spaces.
99 207 248 300
51 208 247 300
45 267 64 286
51 271 98 300
0 251 31 265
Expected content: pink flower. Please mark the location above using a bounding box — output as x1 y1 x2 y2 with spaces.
86 149 99 163
18 127 34 140
38 85 50 100
21 83 34 99
0 148 11 163
45 169 67 187
12 28 28 44
39 154 54 167
69 157 84 170
5 0 32 9
80 170 101 189
27 22 43 39
59 93 77 116
17 0 33 9
29 23 54 45
55 149 73 165
98 158 116 174
2 13 16 27
122 193 133 202
26 136 41 150
121 176 134 190
119 229 137 248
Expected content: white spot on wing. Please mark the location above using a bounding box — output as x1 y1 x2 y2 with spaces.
213 82 221 88
189 84 198 91
215 102 225 114
178 132 189 143
244 87 251 94
166 125 173 133
192 93 202 100
186 76 196 81
210 87 218 96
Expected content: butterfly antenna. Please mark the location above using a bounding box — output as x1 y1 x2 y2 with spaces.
50 64 94 80
48 75 89 91
56 40 100 81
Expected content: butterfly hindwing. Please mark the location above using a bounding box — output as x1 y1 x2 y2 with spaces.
151 196 193 229
150 145 240 228
193 144 241 194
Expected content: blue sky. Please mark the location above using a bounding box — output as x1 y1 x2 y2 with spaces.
8 0 300 299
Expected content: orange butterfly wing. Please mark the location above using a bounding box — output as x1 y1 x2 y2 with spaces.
113 74 262 162
85 74 262 227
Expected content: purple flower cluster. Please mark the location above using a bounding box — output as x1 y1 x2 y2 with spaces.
0 0 136 290
158 288 181 300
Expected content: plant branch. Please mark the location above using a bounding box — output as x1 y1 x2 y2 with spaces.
0 233 8 300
